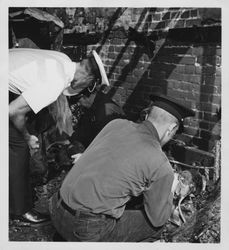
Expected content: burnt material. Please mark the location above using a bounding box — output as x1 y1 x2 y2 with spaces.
168 26 221 43
63 32 102 46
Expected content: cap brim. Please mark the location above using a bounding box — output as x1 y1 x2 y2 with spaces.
63 50 109 97
150 93 195 120
92 50 109 86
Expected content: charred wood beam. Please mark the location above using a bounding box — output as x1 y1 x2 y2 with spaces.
63 32 102 46
168 26 221 43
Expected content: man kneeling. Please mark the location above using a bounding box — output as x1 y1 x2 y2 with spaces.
49 93 195 242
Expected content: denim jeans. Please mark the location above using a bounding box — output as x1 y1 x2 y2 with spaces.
49 192 164 242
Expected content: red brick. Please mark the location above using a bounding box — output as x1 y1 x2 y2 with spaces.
204 47 218 56
179 56 196 65
153 13 162 21
182 91 197 100
108 46 115 52
192 47 204 56
174 65 185 74
108 52 116 60
174 20 185 28
115 46 124 53
112 38 123 45
184 126 199 136
201 85 217 94
125 75 137 83
155 8 165 12
214 76 221 85
185 65 195 74
215 85 221 95
133 68 145 78
202 75 216 85
203 112 218 122
199 93 210 102
167 88 183 98
200 130 212 140
162 12 171 20
216 56 221 66
195 65 203 74
199 121 210 130
185 19 201 27
181 10 190 18
190 9 198 17
201 102 219 113
181 74 201 84
167 79 179 88
215 67 221 76
211 94 221 105
170 11 179 19
197 56 218 66
168 71 183 81
118 59 128 67
216 48 221 56
155 21 166 29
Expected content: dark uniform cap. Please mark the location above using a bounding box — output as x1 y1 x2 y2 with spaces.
150 93 195 123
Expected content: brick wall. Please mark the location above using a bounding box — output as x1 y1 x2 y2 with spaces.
50 7 221 151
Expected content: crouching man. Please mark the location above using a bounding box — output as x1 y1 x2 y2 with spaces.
9 48 108 226
49 93 195 241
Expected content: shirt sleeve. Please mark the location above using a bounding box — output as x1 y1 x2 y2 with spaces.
22 78 65 114
143 171 174 227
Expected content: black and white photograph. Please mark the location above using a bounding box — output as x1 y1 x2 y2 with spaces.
1 0 228 248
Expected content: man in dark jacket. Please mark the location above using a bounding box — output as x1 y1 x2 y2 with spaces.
69 87 126 150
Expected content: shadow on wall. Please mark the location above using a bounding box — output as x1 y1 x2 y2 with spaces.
193 46 221 150
102 8 221 151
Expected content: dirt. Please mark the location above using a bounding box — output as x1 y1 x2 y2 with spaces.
9 171 66 241
9 146 220 243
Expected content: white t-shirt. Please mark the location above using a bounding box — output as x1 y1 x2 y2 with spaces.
9 48 76 114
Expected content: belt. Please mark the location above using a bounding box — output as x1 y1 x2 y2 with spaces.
57 191 77 216
57 191 107 219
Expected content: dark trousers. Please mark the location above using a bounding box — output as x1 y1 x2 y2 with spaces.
49 192 164 242
9 121 32 215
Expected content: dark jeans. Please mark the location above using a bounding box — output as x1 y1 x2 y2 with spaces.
9 121 32 215
49 192 164 242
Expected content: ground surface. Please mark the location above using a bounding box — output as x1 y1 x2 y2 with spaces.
9 146 220 243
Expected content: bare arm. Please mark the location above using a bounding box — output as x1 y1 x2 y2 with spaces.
9 95 39 151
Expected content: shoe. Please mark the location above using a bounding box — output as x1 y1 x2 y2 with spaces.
11 209 51 227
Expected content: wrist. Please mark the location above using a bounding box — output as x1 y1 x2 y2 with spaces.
24 132 31 142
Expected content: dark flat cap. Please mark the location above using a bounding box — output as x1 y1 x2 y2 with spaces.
150 93 195 122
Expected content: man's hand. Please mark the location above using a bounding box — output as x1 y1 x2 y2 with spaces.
171 172 179 195
26 135 39 155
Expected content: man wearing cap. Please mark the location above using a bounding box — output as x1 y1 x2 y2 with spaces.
49 93 195 241
9 48 108 225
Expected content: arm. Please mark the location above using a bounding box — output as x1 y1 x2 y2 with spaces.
143 172 174 227
9 95 39 151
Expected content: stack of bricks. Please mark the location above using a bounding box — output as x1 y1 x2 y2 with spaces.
60 7 221 152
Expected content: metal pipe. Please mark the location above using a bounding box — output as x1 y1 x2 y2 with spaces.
169 160 214 169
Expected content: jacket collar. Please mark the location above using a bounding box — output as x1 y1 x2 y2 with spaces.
142 120 160 143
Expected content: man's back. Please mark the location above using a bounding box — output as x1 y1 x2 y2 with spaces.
9 48 76 114
61 119 172 219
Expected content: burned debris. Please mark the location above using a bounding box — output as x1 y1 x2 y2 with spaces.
8 7 221 243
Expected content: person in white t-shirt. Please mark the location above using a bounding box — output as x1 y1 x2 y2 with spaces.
9 48 109 226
